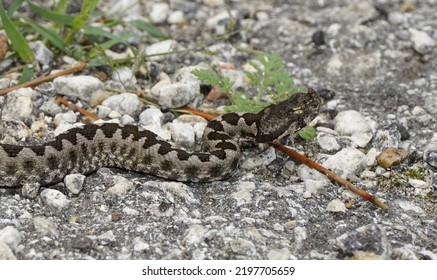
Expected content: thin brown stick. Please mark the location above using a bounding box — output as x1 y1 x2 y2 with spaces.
0 62 87 96
180 106 388 209
271 142 388 209
55 95 100 121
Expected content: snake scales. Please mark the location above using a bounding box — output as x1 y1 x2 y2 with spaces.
0 89 320 187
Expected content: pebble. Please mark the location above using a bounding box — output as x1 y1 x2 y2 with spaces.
317 131 340 152
0 226 21 251
33 216 59 237
1 88 34 121
106 176 134 198
29 41 53 66
408 179 431 197
326 54 343 76
395 200 424 214
89 89 114 107
111 67 136 89
372 127 401 151
40 189 69 211
206 10 238 35
326 199 347 212
97 230 116 245
54 111 77 125
365 148 379 166
53 75 104 102
108 110 122 119
376 147 408 168
333 110 373 147
193 122 207 141
423 96 437 115
169 122 195 148
388 12 405 25
335 224 391 260
409 28 435 54
267 248 290 260
168 11 185 25
21 182 41 199
133 238 149 252
149 3 169 24
351 51 381 77
64 174 86 194
95 105 112 118
38 98 62 116
120 114 135 125
0 241 16 259
231 181 255 206
322 148 367 179
157 82 200 108
101 93 142 117
230 238 255 255
202 0 224 8
138 108 170 140
241 156 263 171
184 224 207 245
145 40 178 59
423 134 437 168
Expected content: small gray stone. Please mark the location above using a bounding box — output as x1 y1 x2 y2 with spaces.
0 241 16 260
230 238 255 254
0 226 21 251
145 40 178 60
64 174 86 194
317 132 340 151
1 88 34 121
102 93 142 116
206 10 238 35
409 28 435 54
372 127 401 151
21 182 41 199
334 110 373 147
167 11 185 24
424 134 437 168
169 122 195 148
267 248 290 260
95 105 112 118
54 111 77 125
149 3 169 24
326 199 347 212
106 176 134 198
112 67 136 89
33 216 59 237
120 115 135 125
40 189 69 211
39 98 62 116
97 230 116 245
157 82 200 108
133 238 149 252
424 96 437 115
335 224 391 260
29 41 53 66
322 148 367 179
231 181 255 206
388 12 405 25
54 75 104 102
184 224 207 245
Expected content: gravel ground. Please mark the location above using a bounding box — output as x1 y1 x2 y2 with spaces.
0 0 436 260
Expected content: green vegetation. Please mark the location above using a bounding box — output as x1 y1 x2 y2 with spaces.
192 53 316 140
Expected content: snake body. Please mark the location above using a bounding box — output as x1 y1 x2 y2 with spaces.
0 89 320 187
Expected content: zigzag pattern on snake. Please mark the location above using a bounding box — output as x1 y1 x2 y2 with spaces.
0 89 321 187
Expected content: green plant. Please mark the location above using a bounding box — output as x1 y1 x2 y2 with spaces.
0 1 167 70
192 53 316 140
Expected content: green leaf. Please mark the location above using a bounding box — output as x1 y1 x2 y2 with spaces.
130 20 168 39
297 126 317 141
191 69 221 86
26 1 74 26
65 0 99 45
83 25 121 39
0 2 34 62
7 0 25 16
25 19 66 50
18 64 34 84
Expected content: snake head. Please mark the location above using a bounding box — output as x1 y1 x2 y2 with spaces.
255 88 321 143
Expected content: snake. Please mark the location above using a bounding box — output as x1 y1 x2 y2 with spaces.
0 89 320 187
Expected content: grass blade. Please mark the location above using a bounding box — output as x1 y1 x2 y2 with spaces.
7 0 25 16
0 2 34 62
129 20 168 39
65 0 99 44
26 1 74 26
18 64 34 84
25 19 66 50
